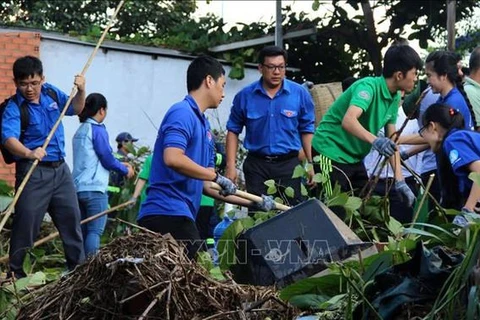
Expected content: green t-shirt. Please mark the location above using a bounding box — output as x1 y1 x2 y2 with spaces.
139 155 152 204
465 76 480 127
312 76 400 164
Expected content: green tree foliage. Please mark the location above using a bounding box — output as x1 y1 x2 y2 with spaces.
0 0 196 38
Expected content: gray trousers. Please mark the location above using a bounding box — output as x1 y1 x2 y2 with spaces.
9 161 85 277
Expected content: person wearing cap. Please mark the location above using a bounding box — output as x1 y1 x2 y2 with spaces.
108 131 139 197
115 132 139 159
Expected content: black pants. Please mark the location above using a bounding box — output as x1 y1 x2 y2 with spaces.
196 205 217 240
9 161 85 278
243 153 303 209
311 147 368 196
373 177 418 224
138 215 204 259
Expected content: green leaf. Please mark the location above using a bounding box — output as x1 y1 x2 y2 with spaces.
467 286 478 320
312 0 321 11
292 165 306 178
313 173 326 183
301 184 309 197
285 187 295 198
387 217 404 236
22 253 32 275
402 227 443 242
217 218 254 270
267 185 277 195
288 294 330 309
196 251 214 272
264 180 276 188
344 196 362 212
209 266 226 281
318 293 346 310
407 222 456 239
280 274 341 301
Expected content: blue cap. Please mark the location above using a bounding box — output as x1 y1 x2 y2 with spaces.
115 132 138 143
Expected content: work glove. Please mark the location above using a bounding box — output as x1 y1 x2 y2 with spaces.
254 195 277 212
214 173 237 196
395 180 415 207
453 208 480 228
127 197 137 209
372 137 397 157
400 150 410 160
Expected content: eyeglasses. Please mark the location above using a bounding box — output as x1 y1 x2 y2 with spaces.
262 64 286 72
418 123 429 137
18 80 42 89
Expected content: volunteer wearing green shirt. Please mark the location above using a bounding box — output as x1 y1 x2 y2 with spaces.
465 46 480 129
312 44 423 207
131 154 152 205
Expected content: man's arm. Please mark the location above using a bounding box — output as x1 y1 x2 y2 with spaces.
4 138 46 160
164 147 217 181
341 106 377 144
72 75 86 115
225 131 239 182
386 124 403 181
301 133 313 162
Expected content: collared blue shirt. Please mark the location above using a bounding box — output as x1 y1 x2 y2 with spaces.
72 118 128 193
138 95 215 221
226 78 315 155
437 87 473 130
443 129 480 196
1 83 74 161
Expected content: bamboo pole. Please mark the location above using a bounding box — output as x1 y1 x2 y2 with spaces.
0 0 126 234
209 182 291 211
0 200 133 264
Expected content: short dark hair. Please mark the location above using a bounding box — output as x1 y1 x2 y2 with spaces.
341 76 358 92
469 46 480 73
187 55 225 92
13 56 43 80
382 45 423 78
257 46 288 64
79 93 107 123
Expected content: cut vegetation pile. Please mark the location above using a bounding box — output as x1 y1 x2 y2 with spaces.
18 231 295 319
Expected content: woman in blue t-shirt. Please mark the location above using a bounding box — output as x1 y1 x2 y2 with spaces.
72 93 134 256
425 50 476 130
420 103 480 213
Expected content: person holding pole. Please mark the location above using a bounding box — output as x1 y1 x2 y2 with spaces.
72 93 134 257
1 56 86 278
137 55 275 259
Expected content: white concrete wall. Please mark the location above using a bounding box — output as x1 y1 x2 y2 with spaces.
39 38 260 167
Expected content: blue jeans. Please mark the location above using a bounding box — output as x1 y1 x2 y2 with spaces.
77 191 108 257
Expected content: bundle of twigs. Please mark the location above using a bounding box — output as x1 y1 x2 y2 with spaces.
18 231 295 320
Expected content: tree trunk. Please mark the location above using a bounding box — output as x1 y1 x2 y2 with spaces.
361 1 382 75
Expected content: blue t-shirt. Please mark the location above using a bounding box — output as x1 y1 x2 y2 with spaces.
438 87 473 130
443 129 480 196
226 78 315 155
1 83 74 161
138 95 215 221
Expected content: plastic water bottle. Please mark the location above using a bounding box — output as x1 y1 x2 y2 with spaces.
212 215 234 265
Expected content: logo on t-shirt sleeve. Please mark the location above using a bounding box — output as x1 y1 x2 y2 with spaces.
449 149 461 166
357 90 371 101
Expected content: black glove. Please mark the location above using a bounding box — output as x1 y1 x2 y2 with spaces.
372 137 396 157
214 173 237 196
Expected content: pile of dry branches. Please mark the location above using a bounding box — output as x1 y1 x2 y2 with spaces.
18 231 296 319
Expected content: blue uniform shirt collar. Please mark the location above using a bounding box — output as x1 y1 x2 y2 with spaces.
253 78 291 96
438 87 458 103
184 94 207 124
85 117 101 125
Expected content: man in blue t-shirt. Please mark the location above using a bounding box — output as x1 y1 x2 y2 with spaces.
1 56 86 278
137 55 273 259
